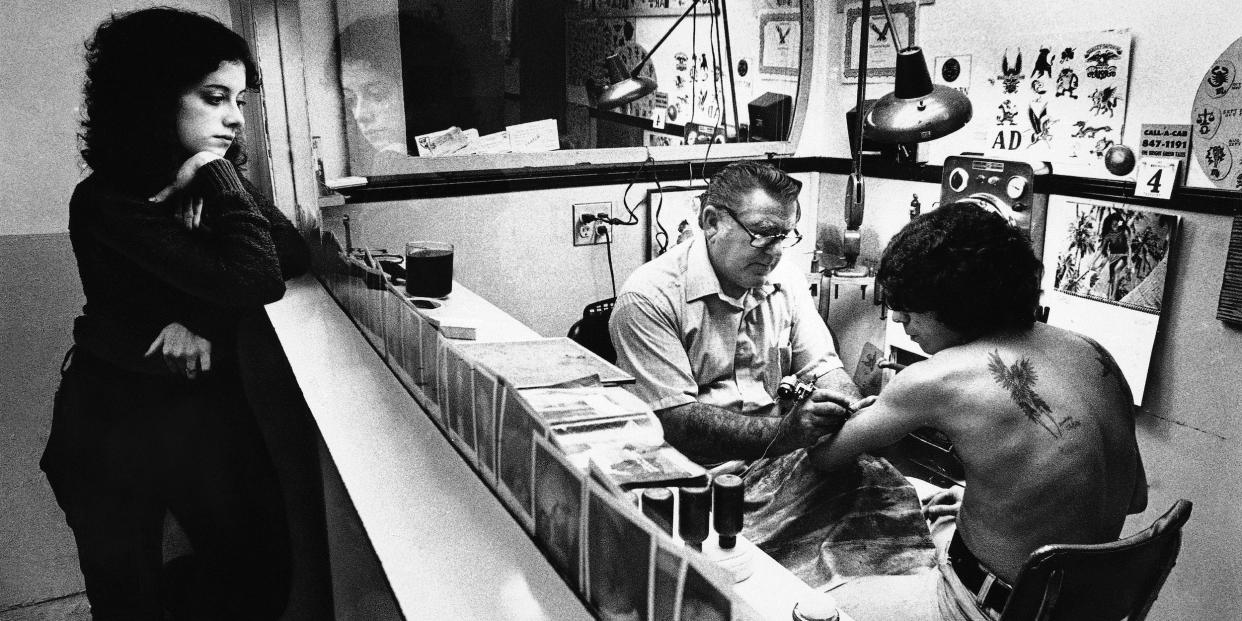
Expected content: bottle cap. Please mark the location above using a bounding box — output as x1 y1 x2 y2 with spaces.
678 485 712 549
791 591 840 621
712 474 744 549
641 487 674 535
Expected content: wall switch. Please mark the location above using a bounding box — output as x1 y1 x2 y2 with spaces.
572 201 613 246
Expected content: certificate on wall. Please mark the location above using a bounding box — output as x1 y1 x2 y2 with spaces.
842 0 917 83
760 13 801 76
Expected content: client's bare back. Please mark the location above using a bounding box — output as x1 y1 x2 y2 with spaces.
929 322 1143 582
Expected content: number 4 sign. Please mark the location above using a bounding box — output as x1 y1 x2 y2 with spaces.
1134 157 1181 200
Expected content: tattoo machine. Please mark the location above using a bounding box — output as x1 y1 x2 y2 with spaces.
740 371 831 480
777 373 821 403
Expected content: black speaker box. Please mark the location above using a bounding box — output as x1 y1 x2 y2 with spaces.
748 92 792 142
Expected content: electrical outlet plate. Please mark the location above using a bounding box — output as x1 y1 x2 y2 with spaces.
572 201 613 246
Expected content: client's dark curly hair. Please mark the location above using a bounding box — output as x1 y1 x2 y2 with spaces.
79 7 261 182
878 201 1043 336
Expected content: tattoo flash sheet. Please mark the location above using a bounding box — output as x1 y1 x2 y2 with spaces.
930 29 1133 175
1040 196 1179 404
1191 35 1242 190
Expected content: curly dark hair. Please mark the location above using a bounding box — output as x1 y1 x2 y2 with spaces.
878 201 1043 336
79 7 261 182
701 160 803 219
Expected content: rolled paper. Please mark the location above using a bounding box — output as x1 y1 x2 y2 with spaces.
641 487 674 535
712 474 744 549
678 485 711 549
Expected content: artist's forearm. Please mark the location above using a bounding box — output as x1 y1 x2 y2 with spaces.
659 401 787 463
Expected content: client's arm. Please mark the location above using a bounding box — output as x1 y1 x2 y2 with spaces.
809 362 941 471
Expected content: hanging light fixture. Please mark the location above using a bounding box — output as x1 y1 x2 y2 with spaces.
863 1 972 143
836 0 973 276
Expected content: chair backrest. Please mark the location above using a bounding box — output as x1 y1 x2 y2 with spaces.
999 499 1192 621
567 298 617 364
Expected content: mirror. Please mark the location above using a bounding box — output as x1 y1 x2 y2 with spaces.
329 0 808 175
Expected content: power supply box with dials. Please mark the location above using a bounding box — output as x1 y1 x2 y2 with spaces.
940 155 1050 259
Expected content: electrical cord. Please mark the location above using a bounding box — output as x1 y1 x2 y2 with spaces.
695 0 728 186
740 397 804 479
690 1 699 126
653 187 669 255
603 225 617 298
594 149 665 294
606 150 659 227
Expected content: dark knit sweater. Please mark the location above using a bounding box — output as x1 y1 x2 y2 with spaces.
69 158 310 375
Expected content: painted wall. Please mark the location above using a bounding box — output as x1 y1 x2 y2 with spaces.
0 234 87 616
0 0 232 236
320 172 820 339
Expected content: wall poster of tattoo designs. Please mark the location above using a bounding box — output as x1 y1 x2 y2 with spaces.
1040 196 1180 404
1191 36 1242 190
934 29 1133 174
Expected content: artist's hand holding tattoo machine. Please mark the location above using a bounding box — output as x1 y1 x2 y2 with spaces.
762 372 872 456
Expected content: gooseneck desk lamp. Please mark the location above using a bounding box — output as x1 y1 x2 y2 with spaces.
596 0 706 110
837 0 973 277
596 0 735 127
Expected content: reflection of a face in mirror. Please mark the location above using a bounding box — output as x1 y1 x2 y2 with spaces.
337 15 410 174
341 59 406 155
337 11 475 172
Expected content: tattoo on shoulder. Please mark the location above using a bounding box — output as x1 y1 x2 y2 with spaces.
1076 336 1136 411
1080 336 1115 378
986 351 1078 438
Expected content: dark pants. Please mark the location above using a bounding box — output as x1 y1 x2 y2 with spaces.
41 349 291 621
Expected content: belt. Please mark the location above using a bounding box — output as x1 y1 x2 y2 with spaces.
948 531 1011 615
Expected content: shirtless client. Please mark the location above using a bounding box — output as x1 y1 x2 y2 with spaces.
814 202 1148 621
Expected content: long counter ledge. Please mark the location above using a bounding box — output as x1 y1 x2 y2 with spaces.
266 274 591 620
268 272 849 620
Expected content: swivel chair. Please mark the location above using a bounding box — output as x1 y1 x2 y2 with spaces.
998 499 1192 621
567 298 617 364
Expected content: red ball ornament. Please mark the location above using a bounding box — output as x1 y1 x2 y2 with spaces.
1104 144 1136 176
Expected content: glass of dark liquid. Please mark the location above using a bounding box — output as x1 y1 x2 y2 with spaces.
404 241 454 298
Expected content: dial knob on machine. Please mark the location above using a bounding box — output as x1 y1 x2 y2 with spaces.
1005 176 1028 199
948 168 969 192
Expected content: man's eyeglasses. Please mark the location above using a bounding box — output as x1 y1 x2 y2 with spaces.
717 206 802 249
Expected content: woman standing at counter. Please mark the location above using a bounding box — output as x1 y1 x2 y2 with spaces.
41 7 308 620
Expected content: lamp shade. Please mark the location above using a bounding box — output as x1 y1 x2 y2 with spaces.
597 53 658 110
864 47 972 144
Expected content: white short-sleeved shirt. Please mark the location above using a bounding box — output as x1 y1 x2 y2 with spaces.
609 235 842 415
